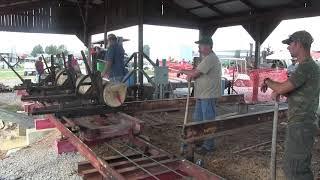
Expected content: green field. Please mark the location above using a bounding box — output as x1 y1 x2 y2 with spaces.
0 68 25 80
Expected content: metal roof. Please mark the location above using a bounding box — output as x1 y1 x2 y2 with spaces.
0 0 319 44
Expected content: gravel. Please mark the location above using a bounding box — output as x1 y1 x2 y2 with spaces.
0 84 85 180
0 92 33 128
0 131 85 180
0 92 21 109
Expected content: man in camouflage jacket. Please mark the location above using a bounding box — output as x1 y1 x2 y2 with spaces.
261 30 320 180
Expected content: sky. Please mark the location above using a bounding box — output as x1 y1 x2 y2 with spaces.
1 16 320 60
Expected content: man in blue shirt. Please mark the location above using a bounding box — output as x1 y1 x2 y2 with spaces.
102 34 126 82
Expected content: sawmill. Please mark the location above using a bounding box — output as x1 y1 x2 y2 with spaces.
1 0 320 179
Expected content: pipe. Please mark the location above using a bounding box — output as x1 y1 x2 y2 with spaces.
270 101 279 180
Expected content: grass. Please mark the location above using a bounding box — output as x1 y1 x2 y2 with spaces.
0 68 24 80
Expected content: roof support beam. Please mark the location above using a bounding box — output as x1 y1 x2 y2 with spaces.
202 5 320 28
242 20 280 44
195 0 225 16
238 0 257 9
138 0 144 90
199 25 217 38
291 0 311 7
165 0 201 20
103 0 109 48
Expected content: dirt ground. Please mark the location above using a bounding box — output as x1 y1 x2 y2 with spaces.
137 107 320 180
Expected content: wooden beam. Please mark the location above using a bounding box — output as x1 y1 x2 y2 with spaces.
195 0 225 15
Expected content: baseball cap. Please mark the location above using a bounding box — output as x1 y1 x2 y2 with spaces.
282 30 313 46
107 33 117 41
195 36 213 46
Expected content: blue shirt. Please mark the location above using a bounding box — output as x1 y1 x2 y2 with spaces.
104 43 125 78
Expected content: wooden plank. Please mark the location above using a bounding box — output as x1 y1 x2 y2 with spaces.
78 153 156 177
44 7 48 29
78 161 95 173
127 169 175 180
35 8 39 29
12 14 15 27
110 154 169 170
9 14 11 26
78 153 143 171
41 7 44 29
17 14 20 27
81 169 102 179
117 158 178 174
23 11 26 28
28 10 32 28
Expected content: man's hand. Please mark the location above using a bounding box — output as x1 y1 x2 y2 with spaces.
102 72 110 79
186 75 192 81
260 78 270 93
271 91 280 102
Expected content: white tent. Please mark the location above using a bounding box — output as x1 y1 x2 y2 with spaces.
266 50 292 60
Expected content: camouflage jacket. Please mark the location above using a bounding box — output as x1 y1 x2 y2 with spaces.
288 58 320 122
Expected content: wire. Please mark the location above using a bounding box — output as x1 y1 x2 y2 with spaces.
118 142 189 179
106 143 160 180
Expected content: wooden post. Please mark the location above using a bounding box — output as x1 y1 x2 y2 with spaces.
138 0 144 87
104 0 109 48
252 23 261 103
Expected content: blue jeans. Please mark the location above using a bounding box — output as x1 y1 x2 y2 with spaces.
109 76 123 83
193 98 217 151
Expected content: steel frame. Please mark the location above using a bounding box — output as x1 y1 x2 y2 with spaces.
47 114 223 179
182 107 288 143
32 94 245 116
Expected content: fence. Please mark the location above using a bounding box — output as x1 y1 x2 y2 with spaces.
166 60 288 104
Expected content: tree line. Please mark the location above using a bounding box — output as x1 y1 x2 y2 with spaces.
31 44 69 57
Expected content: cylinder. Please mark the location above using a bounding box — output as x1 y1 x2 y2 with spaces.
76 75 92 95
103 82 127 107
76 75 127 107
56 69 68 86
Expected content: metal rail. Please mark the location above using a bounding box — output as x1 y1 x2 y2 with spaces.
182 107 288 143
46 115 126 179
